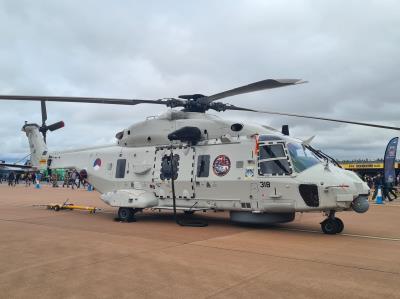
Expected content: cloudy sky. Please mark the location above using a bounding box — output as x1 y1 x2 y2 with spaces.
0 0 399 161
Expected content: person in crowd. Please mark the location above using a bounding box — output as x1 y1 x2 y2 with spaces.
35 172 42 185
372 173 383 200
70 169 79 189
51 172 58 187
386 182 397 201
366 175 373 189
373 173 396 201
15 172 20 185
8 172 15 187
79 169 88 188
76 170 81 188
63 170 71 188
26 172 32 186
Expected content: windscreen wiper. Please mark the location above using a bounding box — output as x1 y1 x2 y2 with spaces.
306 145 327 162
318 150 342 168
307 145 341 168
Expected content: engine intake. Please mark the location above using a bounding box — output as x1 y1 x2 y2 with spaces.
168 126 201 144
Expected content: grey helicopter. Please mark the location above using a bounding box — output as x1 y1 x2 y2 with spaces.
1 78 398 234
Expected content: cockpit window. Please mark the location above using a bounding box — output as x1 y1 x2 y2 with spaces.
259 159 291 175
259 144 286 159
258 144 291 176
287 143 320 173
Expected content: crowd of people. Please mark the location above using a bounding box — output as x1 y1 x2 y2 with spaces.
60 169 88 189
0 171 37 187
1 168 88 189
363 173 399 202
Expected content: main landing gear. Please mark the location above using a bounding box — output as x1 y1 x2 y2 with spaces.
320 210 344 235
117 207 140 222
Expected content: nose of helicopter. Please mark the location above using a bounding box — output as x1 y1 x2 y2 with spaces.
295 163 370 212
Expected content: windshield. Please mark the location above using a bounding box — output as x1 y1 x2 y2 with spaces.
287 143 321 173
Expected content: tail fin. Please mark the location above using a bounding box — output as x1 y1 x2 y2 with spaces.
22 123 48 169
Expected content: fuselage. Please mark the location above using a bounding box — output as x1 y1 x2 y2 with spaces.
45 111 369 214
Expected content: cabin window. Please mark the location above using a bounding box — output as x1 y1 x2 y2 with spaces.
197 155 210 177
258 144 291 176
160 154 179 180
115 159 126 178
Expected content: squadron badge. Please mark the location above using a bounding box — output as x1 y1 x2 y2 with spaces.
213 155 231 176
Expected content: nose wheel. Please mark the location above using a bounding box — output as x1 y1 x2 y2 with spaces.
321 211 344 234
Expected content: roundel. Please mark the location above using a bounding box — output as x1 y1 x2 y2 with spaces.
93 158 102 171
213 155 231 176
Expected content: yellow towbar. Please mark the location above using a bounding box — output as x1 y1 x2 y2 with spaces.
34 203 100 213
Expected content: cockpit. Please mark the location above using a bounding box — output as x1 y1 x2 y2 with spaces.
257 135 327 176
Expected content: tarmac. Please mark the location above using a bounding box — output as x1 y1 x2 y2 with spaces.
0 183 399 299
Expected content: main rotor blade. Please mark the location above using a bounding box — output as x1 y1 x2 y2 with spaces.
199 79 306 105
0 95 176 106
224 106 400 131
40 100 47 125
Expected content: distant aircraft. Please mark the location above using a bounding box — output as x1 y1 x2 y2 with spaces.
0 157 33 170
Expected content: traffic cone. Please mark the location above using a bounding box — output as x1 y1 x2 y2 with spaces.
376 186 383 204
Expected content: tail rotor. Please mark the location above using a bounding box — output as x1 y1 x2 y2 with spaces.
38 100 64 143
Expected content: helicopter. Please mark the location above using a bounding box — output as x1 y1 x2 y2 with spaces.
1 78 399 234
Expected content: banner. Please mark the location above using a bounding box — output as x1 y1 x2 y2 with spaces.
384 137 398 184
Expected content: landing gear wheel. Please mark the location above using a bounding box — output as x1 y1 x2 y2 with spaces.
184 210 195 215
334 217 344 234
321 218 339 235
118 207 135 222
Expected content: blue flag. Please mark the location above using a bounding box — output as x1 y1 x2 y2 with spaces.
384 137 398 184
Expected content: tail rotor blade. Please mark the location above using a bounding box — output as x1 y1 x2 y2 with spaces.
47 121 65 132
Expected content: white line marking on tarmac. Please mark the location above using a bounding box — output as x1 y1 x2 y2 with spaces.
280 228 400 241
371 203 400 207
